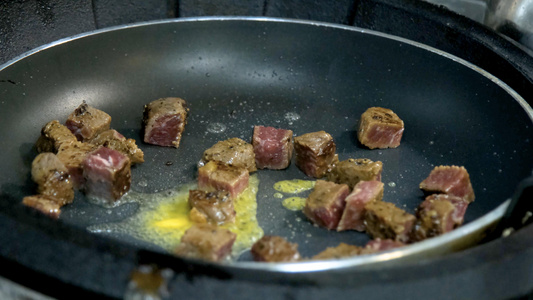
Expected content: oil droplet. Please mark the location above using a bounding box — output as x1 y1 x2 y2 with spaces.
207 122 227 134
282 197 306 211
284 112 300 122
273 179 315 194
273 192 283 199
388 182 396 187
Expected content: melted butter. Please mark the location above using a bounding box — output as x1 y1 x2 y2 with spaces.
88 175 263 258
273 179 315 194
282 197 306 211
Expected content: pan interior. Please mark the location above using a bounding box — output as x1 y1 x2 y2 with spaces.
1 18 532 266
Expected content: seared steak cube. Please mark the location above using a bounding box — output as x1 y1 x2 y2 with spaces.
303 180 349 230
419 165 475 203
361 238 405 254
202 138 257 172
174 223 236 262
357 107 404 149
251 235 301 262
294 131 337 178
31 153 74 205
143 97 188 148
312 243 362 260
35 120 77 153
411 194 469 241
252 126 293 170
22 195 62 219
364 201 416 243
56 141 97 189
89 129 144 164
188 190 236 225
82 147 131 204
66 102 111 141
326 158 383 188
197 161 249 199
337 180 384 232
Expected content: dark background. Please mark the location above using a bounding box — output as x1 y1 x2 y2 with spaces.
1 0 533 299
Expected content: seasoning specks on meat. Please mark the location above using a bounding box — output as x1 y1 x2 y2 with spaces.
175 223 236 262
251 235 301 262
66 102 112 141
188 189 236 225
202 138 257 172
357 107 404 149
35 120 77 154
31 153 74 206
197 161 249 199
303 180 349 230
294 131 337 178
364 201 416 243
89 129 144 164
143 97 188 148
326 158 383 188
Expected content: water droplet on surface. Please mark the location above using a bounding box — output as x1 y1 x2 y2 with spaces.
207 122 227 134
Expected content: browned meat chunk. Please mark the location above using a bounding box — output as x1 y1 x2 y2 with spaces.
337 180 384 232
312 243 362 260
174 223 236 262
66 102 111 141
357 107 404 149
31 153 74 205
197 161 249 199
252 126 293 170
364 201 416 243
326 158 383 188
251 235 301 262
89 129 144 164
202 138 256 172
143 97 188 148
419 165 475 203
361 238 405 254
188 190 236 225
294 131 337 178
56 141 97 189
411 194 469 241
303 180 349 230
35 120 77 153
82 147 131 205
22 195 62 219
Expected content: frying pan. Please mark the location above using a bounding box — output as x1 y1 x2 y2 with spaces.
1 17 533 299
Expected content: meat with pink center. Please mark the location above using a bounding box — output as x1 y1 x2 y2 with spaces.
56 141 97 189
251 235 301 262
82 147 131 205
303 180 349 230
89 129 144 164
143 97 188 148
327 158 383 189
294 131 337 178
411 194 469 241
174 223 236 262
66 102 111 141
337 180 384 232
197 161 249 199
357 107 404 149
419 165 475 203
252 125 293 170
364 201 416 243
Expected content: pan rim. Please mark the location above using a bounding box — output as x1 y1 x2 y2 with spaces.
1 16 531 273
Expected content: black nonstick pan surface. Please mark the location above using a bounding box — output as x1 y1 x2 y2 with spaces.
0 17 532 298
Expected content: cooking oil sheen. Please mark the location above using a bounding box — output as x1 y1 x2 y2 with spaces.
88 175 263 258
273 179 315 194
